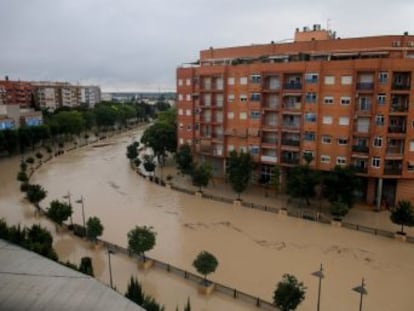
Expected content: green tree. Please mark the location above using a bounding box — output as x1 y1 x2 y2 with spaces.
390 200 414 234
26 184 47 206
269 166 281 195
175 143 193 175
192 251 218 285
86 216 104 241
79 257 94 276
273 274 306 311
35 151 43 162
26 224 57 260
143 155 156 176
127 226 156 261
226 150 254 200
329 201 349 220
191 162 212 192
125 276 144 305
141 121 176 166
126 143 139 160
17 171 28 182
47 200 73 226
286 155 318 206
142 296 165 311
323 165 359 208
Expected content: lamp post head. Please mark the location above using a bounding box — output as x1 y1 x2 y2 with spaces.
353 278 368 295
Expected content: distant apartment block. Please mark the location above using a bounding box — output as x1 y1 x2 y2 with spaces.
0 77 101 111
0 104 42 130
176 25 414 208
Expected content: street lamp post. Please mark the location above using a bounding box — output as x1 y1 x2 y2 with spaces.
63 191 73 226
352 278 367 311
107 249 115 289
311 263 324 311
75 195 86 237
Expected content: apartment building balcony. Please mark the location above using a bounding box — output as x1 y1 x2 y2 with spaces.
260 155 278 163
280 151 300 165
352 145 369 153
390 95 409 113
353 161 368 174
262 75 281 91
392 72 411 90
281 115 301 130
282 97 302 112
281 139 300 147
384 160 403 176
386 139 404 157
200 116 211 123
356 82 374 90
261 136 278 146
211 133 224 142
388 125 406 134
263 94 280 110
355 99 372 115
283 74 302 90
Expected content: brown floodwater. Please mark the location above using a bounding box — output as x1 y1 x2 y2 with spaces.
1 129 414 311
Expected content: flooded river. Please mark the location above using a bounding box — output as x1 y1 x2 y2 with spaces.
1 129 414 310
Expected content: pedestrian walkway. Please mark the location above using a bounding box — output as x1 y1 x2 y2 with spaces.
159 159 414 238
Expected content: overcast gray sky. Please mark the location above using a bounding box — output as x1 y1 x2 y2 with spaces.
1 0 413 92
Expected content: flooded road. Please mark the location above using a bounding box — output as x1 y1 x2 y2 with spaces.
1 129 414 310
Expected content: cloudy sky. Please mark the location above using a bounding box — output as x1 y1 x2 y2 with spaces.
1 0 413 92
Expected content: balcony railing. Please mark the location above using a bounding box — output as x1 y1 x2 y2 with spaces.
354 166 368 174
281 157 300 165
283 82 302 90
281 139 300 146
356 82 374 90
384 168 402 175
262 138 278 145
282 122 300 129
390 105 408 113
388 126 406 133
260 155 277 163
352 145 369 153
392 83 410 90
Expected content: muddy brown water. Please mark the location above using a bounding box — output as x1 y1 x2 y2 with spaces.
1 129 413 311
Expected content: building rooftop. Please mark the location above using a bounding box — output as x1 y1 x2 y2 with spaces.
0 239 145 311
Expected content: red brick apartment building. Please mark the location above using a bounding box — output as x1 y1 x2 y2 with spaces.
176 25 414 208
0 76 34 108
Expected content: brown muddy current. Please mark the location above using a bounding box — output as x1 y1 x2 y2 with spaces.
1 129 413 311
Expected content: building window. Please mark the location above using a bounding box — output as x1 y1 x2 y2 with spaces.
186 139 192 145
178 79 183 86
249 145 260 154
228 77 235 85
323 96 334 104
375 115 384 126
373 136 383 147
179 138 184 144
240 77 248 85
378 72 388 84
250 93 261 101
186 94 191 101
240 94 248 102
228 94 235 102
228 145 235 152
341 75 353 85
320 155 330 163
410 140 414 152
239 145 247 152
340 96 351 105
372 157 381 168
250 74 261 84
408 162 414 171
303 150 315 159
186 109 192 116
239 112 247 120
186 124 192 131
179 123 184 129
324 75 335 85
178 108 183 116
186 79 191 86
304 131 315 141
339 117 349 126
336 156 347 165
305 92 317 103
321 135 332 144
178 94 183 101
227 112 234 119
322 116 333 124
250 111 260 119
304 113 316 122
304 73 318 83
377 94 386 105
337 138 348 145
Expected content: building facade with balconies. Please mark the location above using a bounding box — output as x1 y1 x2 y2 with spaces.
176 25 414 208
